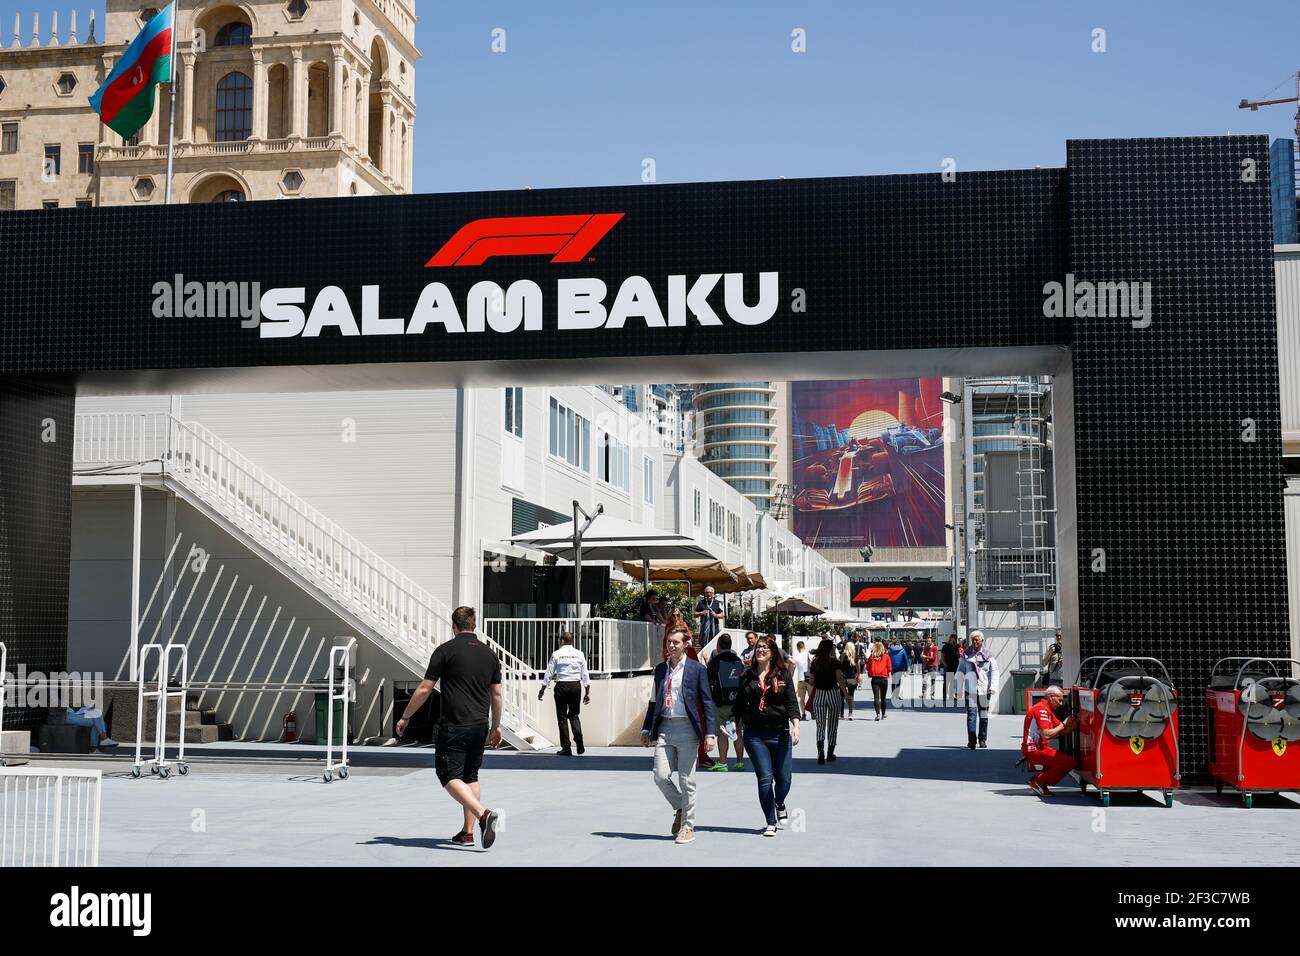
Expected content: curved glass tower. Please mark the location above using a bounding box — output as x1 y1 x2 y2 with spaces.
693 382 777 512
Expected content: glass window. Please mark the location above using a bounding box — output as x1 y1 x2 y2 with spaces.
78 143 94 175
214 22 253 47
693 490 701 527
75 198 92 209
504 386 523 438
1 122 18 154
43 144 61 176
215 72 253 142
643 457 654 504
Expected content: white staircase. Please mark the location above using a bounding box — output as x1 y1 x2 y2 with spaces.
73 412 551 751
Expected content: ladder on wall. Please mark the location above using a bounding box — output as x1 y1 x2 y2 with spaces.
1014 378 1055 669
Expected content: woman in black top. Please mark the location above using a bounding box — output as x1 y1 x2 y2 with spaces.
808 638 848 765
733 634 801 836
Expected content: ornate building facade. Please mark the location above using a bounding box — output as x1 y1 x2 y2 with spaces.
0 0 417 208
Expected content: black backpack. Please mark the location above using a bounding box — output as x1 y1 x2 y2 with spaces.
712 655 745 705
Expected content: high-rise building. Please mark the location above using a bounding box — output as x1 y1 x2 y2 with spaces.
1272 138 1299 246
0 0 416 209
693 381 779 513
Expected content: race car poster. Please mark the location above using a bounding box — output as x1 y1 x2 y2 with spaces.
791 378 947 550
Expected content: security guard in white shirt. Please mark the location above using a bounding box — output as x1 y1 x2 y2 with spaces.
539 631 592 755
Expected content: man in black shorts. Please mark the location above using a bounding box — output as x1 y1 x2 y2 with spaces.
397 606 504 848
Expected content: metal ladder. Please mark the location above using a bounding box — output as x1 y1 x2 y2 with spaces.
1014 378 1055 669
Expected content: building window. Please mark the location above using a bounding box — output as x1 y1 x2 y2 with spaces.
503 387 523 438
211 189 245 203
43 144 61 177
693 489 701 527
597 433 629 491
644 457 654 504
214 22 253 47
131 176 155 200
42 200 59 209
548 397 589 471
75 198 93 209
215 72 253 142
1 123 17 155
0 76 7 98
140 7 159 23
55 73 78 96
286 0 309 19
78 144 94 175
1 180 15 210
281 169 304 193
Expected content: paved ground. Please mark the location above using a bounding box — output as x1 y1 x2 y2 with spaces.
39 695 1300 866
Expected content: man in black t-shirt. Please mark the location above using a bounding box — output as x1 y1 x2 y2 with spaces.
397 606 504 849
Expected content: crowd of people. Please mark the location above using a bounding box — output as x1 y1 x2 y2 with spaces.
399 601 1073 850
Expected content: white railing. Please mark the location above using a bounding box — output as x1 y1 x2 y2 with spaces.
483 618 657 674
0 642 7 766
0 767 101 867
73 413 546 745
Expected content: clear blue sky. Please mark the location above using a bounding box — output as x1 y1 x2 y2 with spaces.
18 0 1300 191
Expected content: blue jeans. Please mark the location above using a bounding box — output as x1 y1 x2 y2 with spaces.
745 729 793 826
66 712 107 746
965 692 990 741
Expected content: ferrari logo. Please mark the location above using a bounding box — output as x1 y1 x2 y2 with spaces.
1273 738 1287 757
1129 736 1145 755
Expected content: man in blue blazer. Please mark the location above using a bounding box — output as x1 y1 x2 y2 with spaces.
641 624 716 844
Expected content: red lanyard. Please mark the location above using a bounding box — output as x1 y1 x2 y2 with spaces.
664 663 677 708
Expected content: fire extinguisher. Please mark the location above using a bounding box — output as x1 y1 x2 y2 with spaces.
283 711 298 743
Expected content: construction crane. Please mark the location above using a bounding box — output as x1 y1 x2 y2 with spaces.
1240 72 1300 227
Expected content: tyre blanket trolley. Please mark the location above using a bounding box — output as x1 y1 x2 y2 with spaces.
1070 656 1180 807
1206 657 1300 808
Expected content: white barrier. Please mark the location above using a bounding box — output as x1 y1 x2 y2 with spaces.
0 642 7 767
0 767 102 866
323 639 354 783
132 643 190 779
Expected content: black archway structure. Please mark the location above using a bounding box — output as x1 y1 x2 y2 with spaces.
0 136 1287 780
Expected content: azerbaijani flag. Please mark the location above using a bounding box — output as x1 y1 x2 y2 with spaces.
88 2 175 140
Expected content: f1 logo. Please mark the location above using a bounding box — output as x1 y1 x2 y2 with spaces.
852 586 908 604
426 213 624 267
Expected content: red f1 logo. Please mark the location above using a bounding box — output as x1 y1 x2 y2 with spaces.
426 213 625 267
852 586 908 604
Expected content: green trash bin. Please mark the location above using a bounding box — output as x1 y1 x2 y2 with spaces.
1010 669 1038 715
314 692 347 746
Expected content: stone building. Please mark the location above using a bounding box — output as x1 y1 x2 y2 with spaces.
0 0 417 209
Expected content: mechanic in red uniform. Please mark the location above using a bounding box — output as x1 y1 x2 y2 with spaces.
1022 685 1077 797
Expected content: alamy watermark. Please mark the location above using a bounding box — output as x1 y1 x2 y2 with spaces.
3 666 104 710
151 274 261 327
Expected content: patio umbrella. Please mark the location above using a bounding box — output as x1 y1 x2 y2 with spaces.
509 510 716 613
619 560 765 595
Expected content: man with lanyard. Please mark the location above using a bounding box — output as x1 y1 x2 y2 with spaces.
693 586 724 646
538 631 591 756
1022 685 1077 797
642 626 717 844
956 630 1000 749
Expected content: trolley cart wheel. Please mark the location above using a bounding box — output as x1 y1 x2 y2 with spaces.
1078 777 1087 794
1243 793 1253 809
1101 791 1111 808
1215 780 1224 795
338 766 349 780
177 763 189 776
131 766 142 779
150 765 159 776
1164 792 1174 809
159 766 171 779
323 771 332 783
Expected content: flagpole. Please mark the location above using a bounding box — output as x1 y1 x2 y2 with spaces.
163 2 178 204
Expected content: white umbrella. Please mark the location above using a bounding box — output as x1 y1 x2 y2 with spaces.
509 510 716 613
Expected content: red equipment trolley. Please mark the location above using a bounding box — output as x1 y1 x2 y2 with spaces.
1070 656 1180 808
1206 657 1300 808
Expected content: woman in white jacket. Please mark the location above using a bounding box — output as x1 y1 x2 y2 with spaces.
956 631 1000 750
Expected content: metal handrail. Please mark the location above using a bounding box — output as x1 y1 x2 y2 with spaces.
73 412 545 746
0 642 7 766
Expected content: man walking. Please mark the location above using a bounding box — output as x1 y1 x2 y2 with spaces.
792 640 812 719
920 636 939 701
642 624 717 844
887 636 910 706
539 631 591 756
397 606 503 849
957 630 1000 750
706 634 746 771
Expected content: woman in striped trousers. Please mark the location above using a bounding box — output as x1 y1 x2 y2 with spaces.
808 639 849 764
